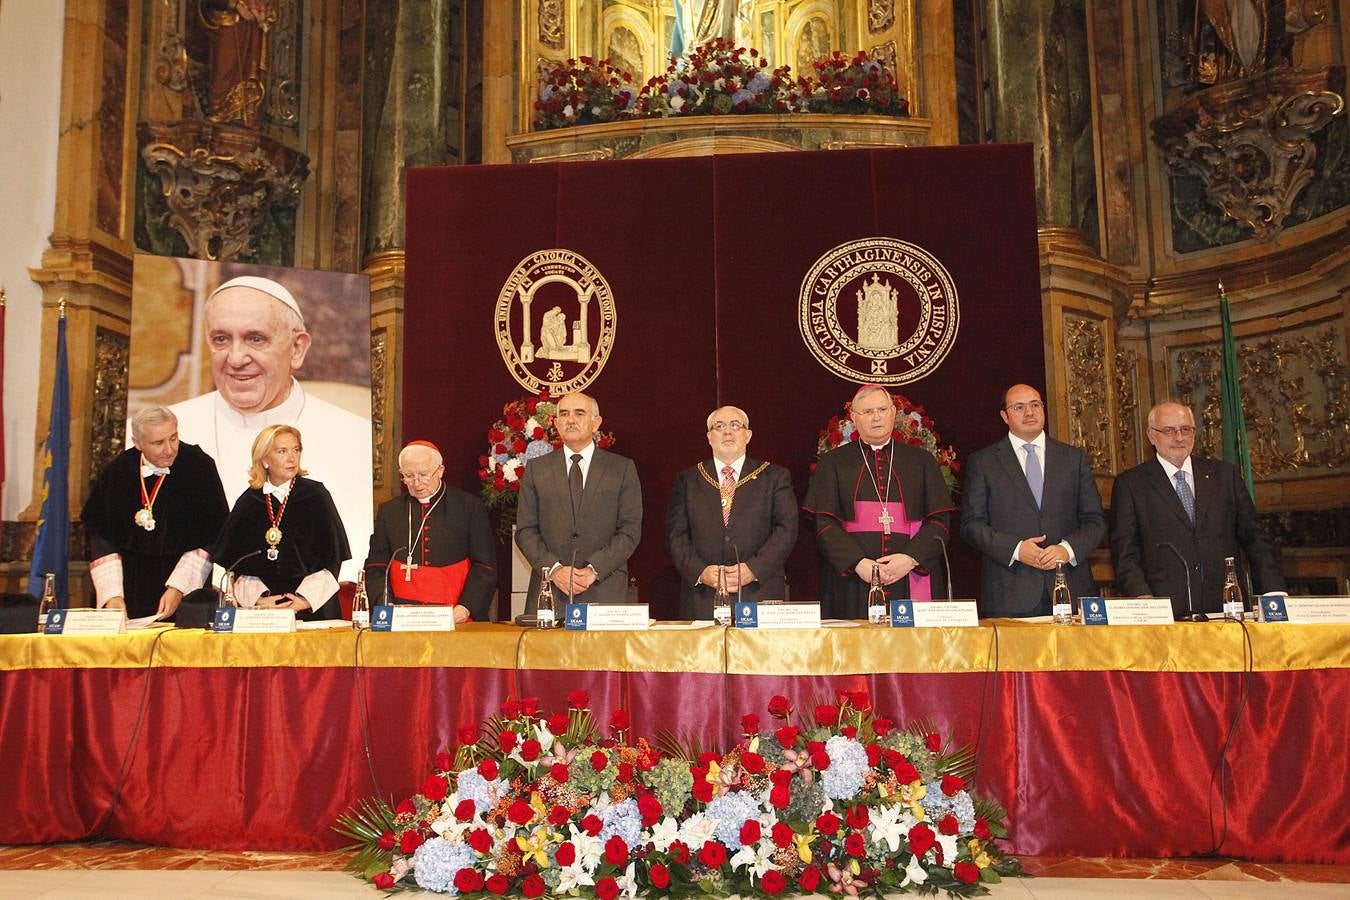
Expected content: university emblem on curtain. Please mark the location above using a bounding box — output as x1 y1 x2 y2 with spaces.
798 237 960 385
495 249 617 394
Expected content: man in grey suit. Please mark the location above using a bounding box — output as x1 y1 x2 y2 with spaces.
960 384 1106 617
515 392 643 610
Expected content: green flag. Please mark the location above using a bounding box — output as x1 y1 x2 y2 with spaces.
1219 287 1255 498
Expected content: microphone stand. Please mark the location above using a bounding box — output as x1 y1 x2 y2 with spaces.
384 545 409 610
936 535 953 602
213 550 264 628
1157 542 1207 622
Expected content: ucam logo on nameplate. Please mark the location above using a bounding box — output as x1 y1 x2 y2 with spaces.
1081 597 1175 626
370 605 456 632
889 600 979 628
734 602 822 629
1262 594 1350 624
43 608 128 635
213 607 296 633
564 603 649 631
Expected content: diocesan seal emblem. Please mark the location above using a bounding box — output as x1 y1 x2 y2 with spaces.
798 237 959 385
495 249 617 394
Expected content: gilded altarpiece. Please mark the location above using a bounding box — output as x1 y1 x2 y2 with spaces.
91 330 131 487
1062 315 1114 475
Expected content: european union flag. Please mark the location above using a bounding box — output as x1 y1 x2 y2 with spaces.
28 308 70 604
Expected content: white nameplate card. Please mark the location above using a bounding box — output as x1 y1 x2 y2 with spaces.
734 601 822 629
564 603 650 631
1259 595 1350 624
370 604 457 632
1081 597 1175 626
213 607 297 633
889 600 979 628
43 608 127 635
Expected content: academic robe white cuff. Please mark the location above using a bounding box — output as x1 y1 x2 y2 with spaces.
165 548 213 594
296 569 339 612
89 554 123 605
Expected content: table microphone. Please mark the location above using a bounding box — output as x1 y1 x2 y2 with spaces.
936 534 954 602
209 550 263 629
1156 542 1207 622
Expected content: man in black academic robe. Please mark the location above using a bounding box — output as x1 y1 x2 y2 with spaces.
82 407 228 620
212 476 351 621
804 386 954 619
365 441 497 622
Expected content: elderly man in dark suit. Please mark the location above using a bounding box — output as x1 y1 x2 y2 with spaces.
515 392 643 610
665 405 799 619
1110 400 1284 617
960 384 1107 617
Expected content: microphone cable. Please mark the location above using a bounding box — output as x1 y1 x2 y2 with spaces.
351 625 390 803
89 626 169 838
970 617 1001 784
1202 613 1255 857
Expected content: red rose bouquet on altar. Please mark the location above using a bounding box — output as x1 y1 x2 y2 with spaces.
807 51 911 117
815 392 961 492
638 39 806 117
336 690 1020 896
534 57 641 130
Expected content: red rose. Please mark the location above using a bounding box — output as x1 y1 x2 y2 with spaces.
845 832 866 857
435 751 453 771
477 759 499 780
692 780 713 803
454 799 476 821
377 831 396 851
810 750 831 771
501 699 521 719
941 773 965 796
741 713 760 734
396 799 415 817
588 749 608 772
775 725 799 746
555 841 576 867
521 697 539 716
699 840 728 868
669 840 691 865
605 835 629 865
767 695 792 718
769 784 791 809
637 793 663 826
739 819 761 846
815 812 841 835
547 804 570 826
582 814 603 836
550 763 569 783
698 751 721 767
954 861 980 884
772 822 794 848
610 709 630 731
909 823 935 856
373 872 394 889
458 725 478 745
926 732 942 752
895 761 920 784
648 862 670 889
567 689 589 709
594 876 619 900
498 730 518 753
486 873 509 895
618 762 634 783
521 739 542 762
421 774 448 802
761 870 787 894
509 480 521 493
848 690 872 712
507 799 534 825
522 873 545 897
841 726 858 739
454 869 484 893
400 830 423 853
872 717 895 736
468 827 492 853
741 751 766 774
798 865 821 892
770 768 793 786
974 818 992 840
865 743 882 767
845 805 870 829
548 713 569 734
814 704 840 726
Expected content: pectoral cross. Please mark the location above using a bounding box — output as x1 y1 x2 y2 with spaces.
877 507 893 536
405 556 417 581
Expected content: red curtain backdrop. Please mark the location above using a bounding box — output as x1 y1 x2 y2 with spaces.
403 147 1044 616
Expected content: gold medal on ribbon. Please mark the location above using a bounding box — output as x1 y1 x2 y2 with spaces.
265 525 283 561
134 507 156 531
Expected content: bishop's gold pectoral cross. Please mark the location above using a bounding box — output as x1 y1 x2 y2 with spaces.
877 507 893 536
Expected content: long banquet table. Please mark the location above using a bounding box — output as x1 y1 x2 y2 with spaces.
1 619 1346 863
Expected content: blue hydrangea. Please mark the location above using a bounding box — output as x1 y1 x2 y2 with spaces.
493 452 511 466
920 782 975 830
949 790 976 832
454 769 505 813
524 439 554 461
821 735 869 800
599 797 642 848
747 71 771 94
705 790 763 851
413 838 475 893
731 89 754 107
840 421 857 441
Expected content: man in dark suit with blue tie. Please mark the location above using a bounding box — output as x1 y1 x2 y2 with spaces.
1110 400 1284 617
665 405 799 619
515 392 643 610
960 384 1107 617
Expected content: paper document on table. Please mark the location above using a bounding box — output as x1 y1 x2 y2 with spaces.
126 613 169 629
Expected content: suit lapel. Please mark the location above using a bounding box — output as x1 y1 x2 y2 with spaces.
726 458 763 530
995 441 1039 510
1192 458 1217 530
1145 459 1194 529
577 447 608 519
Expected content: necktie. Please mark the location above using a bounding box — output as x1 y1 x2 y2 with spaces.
1174 471 1196 523
721 465 736 526
1023 443 1043 507
569 453 583 514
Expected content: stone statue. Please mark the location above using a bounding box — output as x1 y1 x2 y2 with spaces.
539 306 569 358
200 0 276 128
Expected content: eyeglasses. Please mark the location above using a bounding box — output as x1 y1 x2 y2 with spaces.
1005 401 1044 414
709 421 747 432
400 466 443 483
1149 425 1196 437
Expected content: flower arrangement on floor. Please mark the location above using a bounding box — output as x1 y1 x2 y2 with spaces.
815 393 961 493
533 40 908 130
336 690 1020 896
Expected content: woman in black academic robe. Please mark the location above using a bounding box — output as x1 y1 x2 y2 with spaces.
211 424 350 622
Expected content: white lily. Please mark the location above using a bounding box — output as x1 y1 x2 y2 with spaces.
677 812 717 849
729 842 775 878
901 852 929 887
648 816 679 852
615 862 638 897
868 804 906 853
937 832 960 866
556 864 595 892
566 823 604 871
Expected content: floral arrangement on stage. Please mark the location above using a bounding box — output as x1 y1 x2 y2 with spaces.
533 41 907 130
479 392 615 530
814 393 960 493
336 690 1020 897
